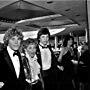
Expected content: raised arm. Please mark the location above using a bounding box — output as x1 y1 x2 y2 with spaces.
58 47 64 63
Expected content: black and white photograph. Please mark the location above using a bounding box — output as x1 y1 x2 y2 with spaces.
0 0 89 90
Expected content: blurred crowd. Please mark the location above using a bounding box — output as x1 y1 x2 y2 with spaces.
54 38 89 90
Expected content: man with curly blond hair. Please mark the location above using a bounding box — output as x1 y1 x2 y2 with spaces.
0 27 28 90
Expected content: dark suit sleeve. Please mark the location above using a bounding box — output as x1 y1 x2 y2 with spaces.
0 51 6 82
49 47 61 69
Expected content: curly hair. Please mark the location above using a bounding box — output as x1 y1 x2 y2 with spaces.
24 38 37 49
3 27 24 46
19 38 37 54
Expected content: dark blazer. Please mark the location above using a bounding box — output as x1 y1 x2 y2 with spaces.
36 45 59 75
0 47 27 90
78 50 89 83
36 45 60 90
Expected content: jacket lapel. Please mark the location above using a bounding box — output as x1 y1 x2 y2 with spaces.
36 46 42 67
3 48 16 75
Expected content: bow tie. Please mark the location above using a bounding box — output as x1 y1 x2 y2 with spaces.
39 44 49 49
13 51 20 57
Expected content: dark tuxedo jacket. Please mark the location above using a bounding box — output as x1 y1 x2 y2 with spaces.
36 45 60 90
0 47 27 90
36 45 59 76
78 50 89 83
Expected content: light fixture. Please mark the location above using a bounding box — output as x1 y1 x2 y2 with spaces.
47 1 53 4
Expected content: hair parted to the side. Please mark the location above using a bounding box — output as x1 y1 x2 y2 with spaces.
3 26 24 46
37 27 50 42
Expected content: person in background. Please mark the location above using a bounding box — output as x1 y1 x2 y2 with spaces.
0 27 28 90
78 42 89 90
73 42 78 61
73 42 80 90
58 35 75 90
21 38 44 90
78 42 83 58
58 39 63 51
36 27 59 90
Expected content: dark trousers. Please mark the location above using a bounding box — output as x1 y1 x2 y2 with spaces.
25 80 43 90
42 68 57 90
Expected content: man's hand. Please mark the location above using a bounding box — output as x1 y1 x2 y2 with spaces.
0 82 4 88
57 65 64 71
79 61 84 64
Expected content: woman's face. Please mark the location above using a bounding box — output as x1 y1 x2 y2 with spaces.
39 34 49 46
8 36 21 51
67 38 73 46
26 44 36 57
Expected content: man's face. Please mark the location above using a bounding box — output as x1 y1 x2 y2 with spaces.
39 34 49 46
8 36 21 51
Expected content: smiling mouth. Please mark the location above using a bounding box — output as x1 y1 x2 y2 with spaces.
14 45 19 47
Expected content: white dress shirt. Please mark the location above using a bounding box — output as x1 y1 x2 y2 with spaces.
25 51 40 82
39 44 51 70
7 46 20 78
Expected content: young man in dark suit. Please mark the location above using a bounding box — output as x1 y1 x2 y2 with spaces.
36 27 59 90
0 27 28 90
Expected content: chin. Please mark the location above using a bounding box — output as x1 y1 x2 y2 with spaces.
43 43 47 45
13 47 19 51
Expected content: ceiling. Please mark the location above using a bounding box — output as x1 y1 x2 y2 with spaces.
0 0 87 37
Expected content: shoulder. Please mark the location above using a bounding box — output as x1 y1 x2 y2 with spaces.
60 47 69 56
0 47 8 57
0 49 5 63
36 45 40 51
0 48 4 55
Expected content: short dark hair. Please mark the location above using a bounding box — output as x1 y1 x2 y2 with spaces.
37 27 50 41
63 35 74 47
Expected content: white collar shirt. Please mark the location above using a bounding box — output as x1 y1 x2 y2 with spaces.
39 45 51 70
25 51 40 82
7 46 20 78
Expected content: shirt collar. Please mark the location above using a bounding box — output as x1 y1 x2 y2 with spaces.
7 46 15 56
39 43 47 47
39 43 49 49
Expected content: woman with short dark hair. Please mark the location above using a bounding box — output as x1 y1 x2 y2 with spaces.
58 35 74 90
